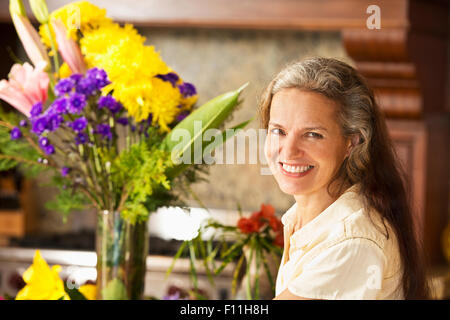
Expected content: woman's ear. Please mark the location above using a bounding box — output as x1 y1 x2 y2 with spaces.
345 134 360 157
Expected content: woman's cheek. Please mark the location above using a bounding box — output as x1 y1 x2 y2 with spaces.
264 135 278 171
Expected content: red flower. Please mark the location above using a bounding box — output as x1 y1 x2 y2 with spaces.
237 217 259 234
237 203 281 234
273 232 284 247
260 204 275 218
269 216 283 232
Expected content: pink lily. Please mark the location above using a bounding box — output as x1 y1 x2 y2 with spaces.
52 19 87 75
0 61 49 117
10 12 50 69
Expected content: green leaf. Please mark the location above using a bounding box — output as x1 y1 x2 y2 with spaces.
245 242 255 300
231 253 245 297
161 84 250 178
261 247 276 295
166 240 187 279
188 240 198 290
101 278 128 300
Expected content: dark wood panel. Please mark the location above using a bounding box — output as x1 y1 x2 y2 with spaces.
0 0 409 30
387 118 450 265
387 120 426 247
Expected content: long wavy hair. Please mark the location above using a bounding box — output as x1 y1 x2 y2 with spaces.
258 57 430 299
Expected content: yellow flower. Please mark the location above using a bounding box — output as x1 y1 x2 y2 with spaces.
78 284 97 300
58 62 72 78
80 20 189 130
39 1 112 48
15 250 69 300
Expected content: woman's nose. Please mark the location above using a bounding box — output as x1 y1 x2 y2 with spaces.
279 134 305 159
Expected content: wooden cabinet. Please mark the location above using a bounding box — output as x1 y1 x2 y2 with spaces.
388 118 449 263
0 175 37 238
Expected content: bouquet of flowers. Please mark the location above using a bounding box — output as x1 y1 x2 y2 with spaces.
168 204 283 300
0 0 250 300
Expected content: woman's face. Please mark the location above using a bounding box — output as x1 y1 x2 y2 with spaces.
264 88 351 196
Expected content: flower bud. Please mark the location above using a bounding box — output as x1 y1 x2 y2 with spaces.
29 0 49 24
9 0 26 16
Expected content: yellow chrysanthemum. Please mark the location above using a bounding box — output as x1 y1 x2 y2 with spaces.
80 20 188 130
39 0 112 48
15 250 70 300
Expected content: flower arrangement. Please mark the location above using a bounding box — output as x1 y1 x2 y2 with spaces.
168 204 283 300
0 0 250 300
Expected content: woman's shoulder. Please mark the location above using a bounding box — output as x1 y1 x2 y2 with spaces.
342 204 402 276
338 185 394 249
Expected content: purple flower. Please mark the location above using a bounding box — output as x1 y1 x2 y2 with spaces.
176 110 190 122
61 167 70 177
68 93 87 114
31 116 48 135
69 74 83 85
47 113 64 131
30 102 43 117
75 76 98 96
69 117 88 133
43 144 55 155
86 67 110 89
95 124 112 140
116 117 129 126
98 95 122 113
75 132 88 145
10 127 22 140
19 120 28 127
51 97 69 115
38 136 50 149
162 292 181 300
178 82 197 98
55 78 75 96
156 72 179 87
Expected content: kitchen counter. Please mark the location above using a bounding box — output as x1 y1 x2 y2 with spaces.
0 246 235 299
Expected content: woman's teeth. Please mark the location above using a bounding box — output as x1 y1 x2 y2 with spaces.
282 164 314 173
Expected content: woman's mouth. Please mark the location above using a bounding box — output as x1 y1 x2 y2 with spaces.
278 162 314 177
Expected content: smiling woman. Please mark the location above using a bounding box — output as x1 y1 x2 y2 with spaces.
258 57 430 300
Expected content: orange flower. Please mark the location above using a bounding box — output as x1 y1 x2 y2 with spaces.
260 204 275 218
269 216 283 232
237 217 259 234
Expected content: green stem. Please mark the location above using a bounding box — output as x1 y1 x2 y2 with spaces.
188 240 198 290
245 239 255 300
0 154 53 168
45 22 60 74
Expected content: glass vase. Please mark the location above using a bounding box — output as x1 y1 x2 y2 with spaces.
235 245 280 300
96 210 149 300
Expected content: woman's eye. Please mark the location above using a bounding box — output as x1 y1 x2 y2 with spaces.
306 132 323 138
270 128 284 135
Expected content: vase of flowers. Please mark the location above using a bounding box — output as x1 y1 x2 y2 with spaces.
168 204 283 300
0 0 251 300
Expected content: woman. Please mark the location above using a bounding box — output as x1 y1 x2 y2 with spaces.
260 57 430 300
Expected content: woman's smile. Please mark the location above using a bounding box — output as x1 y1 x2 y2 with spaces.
278 162 315 177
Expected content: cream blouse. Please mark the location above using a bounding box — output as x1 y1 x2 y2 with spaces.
275 184 404 300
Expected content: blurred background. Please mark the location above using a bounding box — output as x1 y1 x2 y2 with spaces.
0 0 448 299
